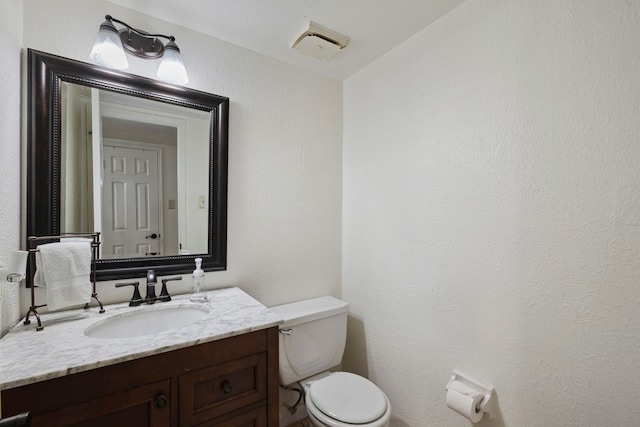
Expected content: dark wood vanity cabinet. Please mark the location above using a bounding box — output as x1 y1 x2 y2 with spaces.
19 379 172 427
1 328 279 426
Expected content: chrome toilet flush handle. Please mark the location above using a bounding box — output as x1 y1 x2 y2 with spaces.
279 328 293 335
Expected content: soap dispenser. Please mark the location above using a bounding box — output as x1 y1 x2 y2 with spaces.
189 257 208 303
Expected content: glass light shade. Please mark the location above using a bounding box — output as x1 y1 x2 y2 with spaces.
89 22 129 70
157 42 189 84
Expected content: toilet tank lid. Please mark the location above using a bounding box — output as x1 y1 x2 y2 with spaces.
270 296 348 327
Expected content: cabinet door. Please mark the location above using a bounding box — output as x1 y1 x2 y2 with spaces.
32 380 170 427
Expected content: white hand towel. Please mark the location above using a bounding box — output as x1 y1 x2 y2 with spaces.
33 253 45 288
36 241 92 311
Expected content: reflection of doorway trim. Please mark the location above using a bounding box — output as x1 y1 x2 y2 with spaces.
102 139 165 257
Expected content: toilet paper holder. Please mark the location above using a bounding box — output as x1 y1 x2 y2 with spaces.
446 370 495 420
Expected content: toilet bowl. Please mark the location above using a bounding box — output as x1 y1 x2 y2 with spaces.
304 372 391 427
271 296 391 427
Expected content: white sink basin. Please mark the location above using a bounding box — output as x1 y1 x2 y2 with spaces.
85 305 209 339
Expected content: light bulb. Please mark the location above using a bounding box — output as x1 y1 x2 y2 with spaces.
89 20 129 70
157 41 188 84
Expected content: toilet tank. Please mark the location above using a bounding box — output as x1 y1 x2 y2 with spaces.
270 296 348 386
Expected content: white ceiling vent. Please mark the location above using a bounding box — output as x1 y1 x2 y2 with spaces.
291 22 349 61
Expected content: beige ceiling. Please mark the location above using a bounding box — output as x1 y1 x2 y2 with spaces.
105 0 466 80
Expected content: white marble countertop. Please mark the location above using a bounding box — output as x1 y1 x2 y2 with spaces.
0 287 282 391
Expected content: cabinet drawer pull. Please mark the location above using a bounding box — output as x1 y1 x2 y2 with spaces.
221 380 232 394
156 394 168 409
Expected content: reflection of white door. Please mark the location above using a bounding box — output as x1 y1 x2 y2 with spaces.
102 143 163 257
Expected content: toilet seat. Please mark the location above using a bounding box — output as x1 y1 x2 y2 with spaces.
306 372 390 426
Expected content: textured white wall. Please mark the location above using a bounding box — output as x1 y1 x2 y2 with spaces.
343 1 640 426
3 0 342 326
0 1 24 334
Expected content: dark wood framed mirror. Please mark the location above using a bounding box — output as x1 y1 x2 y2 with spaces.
27 49 228 281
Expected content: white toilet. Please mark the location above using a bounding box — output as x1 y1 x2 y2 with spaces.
271 296 391 427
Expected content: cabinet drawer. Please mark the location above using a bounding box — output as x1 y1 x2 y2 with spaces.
33 379 170 427
180 353 267 425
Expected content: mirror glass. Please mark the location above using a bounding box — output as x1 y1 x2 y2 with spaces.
60 82 209 258
27 50 228 281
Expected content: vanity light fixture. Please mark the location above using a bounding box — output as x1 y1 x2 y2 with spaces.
89 15 189 84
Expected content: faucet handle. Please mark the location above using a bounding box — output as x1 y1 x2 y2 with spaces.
159 276 182 302
115 281 143 306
